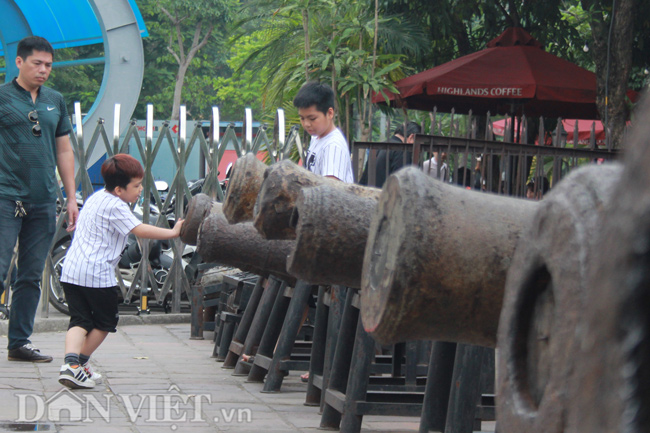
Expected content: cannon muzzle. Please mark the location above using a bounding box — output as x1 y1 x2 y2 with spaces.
180 193 221 245
222 153 268 223
496 163 622 433
253 159 380 240
562 107 650 433
287 185 377 288
360 166 537 347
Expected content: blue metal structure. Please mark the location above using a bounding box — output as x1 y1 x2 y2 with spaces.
0 0 148 176
0 0 147 76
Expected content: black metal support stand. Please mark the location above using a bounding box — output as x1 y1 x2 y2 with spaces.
247 282 294 382
261 281 316 391
232 277 284 375
320 288 359 429
419 342 457 432
222 276 266 368
305 285 346 408
443 344 491 433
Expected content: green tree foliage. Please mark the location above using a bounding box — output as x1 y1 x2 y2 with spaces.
211 34 268 120
377 0 648 147
137 0 237 119
232 0 428 141
381 0 586 68
24 0 649 141
579 0 638 146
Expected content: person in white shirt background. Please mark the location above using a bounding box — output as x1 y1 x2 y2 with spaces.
422 151 449 182
293 81 354 183
292 81 354 383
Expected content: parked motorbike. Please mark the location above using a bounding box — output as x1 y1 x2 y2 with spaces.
48 237 176 314
47 180 202 316
3 174 226 317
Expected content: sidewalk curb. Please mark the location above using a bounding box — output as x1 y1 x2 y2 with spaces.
0 313 191 336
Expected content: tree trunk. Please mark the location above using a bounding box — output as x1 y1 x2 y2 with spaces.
163 15 214 120
331 36 339 127
345 94 350 145
302 8 310 81
359 106 371 141
451 16 472 56
583 0 636 148
171 61 190 120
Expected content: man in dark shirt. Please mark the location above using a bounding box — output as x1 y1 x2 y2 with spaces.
359 122 422 187
0 36 78 362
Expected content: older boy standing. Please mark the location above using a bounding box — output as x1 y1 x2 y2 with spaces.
293 81 354 183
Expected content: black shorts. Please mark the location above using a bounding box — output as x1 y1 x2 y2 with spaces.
62 282 120 333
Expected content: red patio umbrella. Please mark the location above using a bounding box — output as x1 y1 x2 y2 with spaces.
373 27 601 119
492 118 606 145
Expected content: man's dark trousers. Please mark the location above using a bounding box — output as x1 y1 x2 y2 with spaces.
0 199 56 349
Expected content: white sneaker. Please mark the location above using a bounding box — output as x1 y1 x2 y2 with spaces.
59 364 96 389
83 362 102 383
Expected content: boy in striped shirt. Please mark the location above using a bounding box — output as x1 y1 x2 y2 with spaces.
58 154 184 389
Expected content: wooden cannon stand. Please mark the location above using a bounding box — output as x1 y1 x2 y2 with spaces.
193 265 496 432
307 286 496 432
216 275 317 385
189 265 260 358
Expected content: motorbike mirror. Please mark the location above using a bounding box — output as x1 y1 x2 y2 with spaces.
155 180 169 192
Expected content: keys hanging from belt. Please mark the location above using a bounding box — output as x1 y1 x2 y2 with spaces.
14 201 27 218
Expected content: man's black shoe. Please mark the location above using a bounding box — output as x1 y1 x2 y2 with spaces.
8 344 53 363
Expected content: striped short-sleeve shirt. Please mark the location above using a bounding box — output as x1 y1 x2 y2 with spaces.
304 128 354 183
61 189 142 288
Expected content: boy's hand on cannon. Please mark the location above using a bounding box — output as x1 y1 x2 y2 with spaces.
172 219 185 237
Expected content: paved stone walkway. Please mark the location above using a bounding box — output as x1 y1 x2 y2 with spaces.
0 307 496 432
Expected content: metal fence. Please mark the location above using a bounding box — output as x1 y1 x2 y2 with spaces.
0 103 301 317
3 105 622 317
354 111 621 197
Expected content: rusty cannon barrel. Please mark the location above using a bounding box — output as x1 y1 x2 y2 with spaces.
496 163 623 433
287 184 377 288
196 211 296 284
180 193 222 246
222 153 268 224
562 100 650 433
360 166 538 348
253 159 380 240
